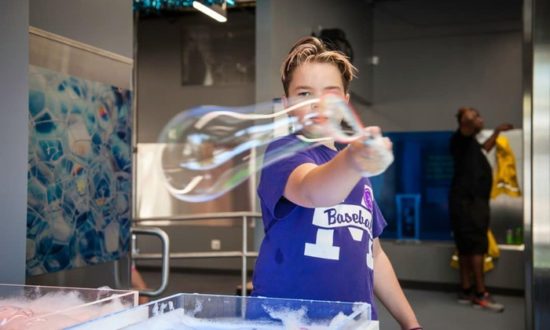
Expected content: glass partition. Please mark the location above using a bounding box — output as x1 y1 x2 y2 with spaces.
0 284 137 329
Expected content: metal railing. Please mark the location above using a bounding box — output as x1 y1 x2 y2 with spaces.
132 212 262 297
131 227 170 297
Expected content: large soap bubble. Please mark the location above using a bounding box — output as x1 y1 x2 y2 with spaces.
158 94 367 202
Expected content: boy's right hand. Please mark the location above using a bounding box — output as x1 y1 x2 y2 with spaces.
347 126 394 177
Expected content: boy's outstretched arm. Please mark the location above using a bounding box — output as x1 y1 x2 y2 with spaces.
284 126 392 208
373 239 421 330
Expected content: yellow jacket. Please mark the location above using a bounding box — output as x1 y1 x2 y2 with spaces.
491 135 521 198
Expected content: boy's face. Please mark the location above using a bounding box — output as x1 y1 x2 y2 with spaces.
286 62 350 137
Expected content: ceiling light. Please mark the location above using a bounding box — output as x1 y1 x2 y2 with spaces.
192 1 227 22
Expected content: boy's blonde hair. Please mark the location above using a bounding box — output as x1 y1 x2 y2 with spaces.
281 36 357 96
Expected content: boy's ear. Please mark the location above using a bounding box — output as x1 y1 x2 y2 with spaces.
345 93 350 103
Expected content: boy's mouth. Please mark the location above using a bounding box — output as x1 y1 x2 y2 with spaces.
304 113 329 125
311 115 328 124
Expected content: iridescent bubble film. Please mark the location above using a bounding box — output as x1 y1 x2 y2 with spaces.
158 94 364 202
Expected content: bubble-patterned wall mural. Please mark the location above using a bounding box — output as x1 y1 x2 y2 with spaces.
26 65 132 275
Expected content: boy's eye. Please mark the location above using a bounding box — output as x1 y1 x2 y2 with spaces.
298 91 311 97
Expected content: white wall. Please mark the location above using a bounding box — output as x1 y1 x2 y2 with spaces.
137 12 256 143
0 0 29 284
371 0 523 131
256 0 522 130
30 0 133 58
256 0 373 121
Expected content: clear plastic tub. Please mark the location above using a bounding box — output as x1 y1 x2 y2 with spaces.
69 293 378 329
0 283 137 329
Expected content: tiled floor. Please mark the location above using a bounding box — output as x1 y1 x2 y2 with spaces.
377 289 524 329
139 268 525 329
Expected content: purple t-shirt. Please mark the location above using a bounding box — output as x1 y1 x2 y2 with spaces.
252 134 387 320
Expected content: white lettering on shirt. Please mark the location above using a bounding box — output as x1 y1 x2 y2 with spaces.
304 185 375 270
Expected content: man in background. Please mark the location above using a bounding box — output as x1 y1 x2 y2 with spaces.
449 107 512 312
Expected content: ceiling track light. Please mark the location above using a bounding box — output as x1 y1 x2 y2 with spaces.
192 1 227 22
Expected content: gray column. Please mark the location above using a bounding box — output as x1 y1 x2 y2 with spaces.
0 0 29 284
524 0 550 328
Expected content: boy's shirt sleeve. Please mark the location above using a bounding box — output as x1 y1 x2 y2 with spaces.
258 137 315 220
372 198 387 238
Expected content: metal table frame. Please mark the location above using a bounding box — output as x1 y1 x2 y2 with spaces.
132 211 261 297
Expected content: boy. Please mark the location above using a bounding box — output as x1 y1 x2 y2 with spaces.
252 37 421 329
